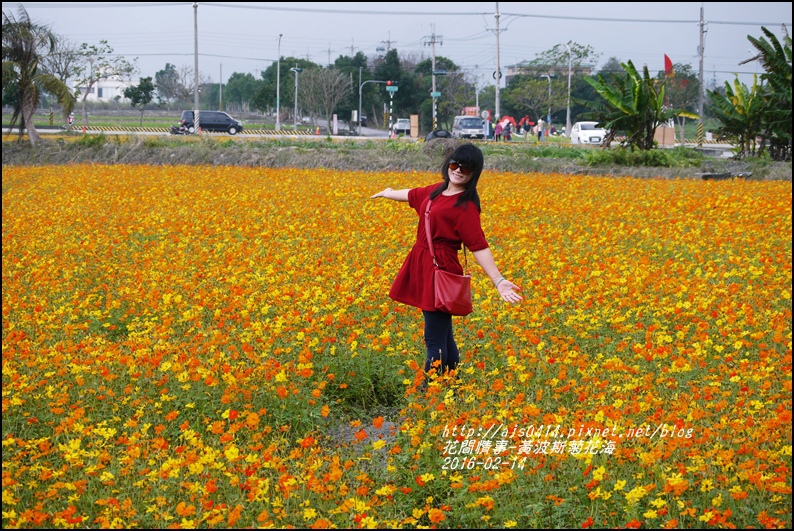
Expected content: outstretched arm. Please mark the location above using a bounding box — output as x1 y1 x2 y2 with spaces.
371 188 410 202
472 248 523 304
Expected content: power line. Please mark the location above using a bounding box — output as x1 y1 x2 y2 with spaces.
22 3 790 27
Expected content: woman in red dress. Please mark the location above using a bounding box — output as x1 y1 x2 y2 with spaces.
371 144 522 379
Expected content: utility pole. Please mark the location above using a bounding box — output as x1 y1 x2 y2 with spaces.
697 6 706 147
219 63 222 112
564 43 572 136
423 28 443 130
291 64 302 129
494 2 501 122
276 34 282 131
193 2 200 133
381 32 397 53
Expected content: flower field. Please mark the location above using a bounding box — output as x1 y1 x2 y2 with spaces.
2 164 791 528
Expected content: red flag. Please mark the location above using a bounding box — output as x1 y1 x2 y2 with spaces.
664 54 674 77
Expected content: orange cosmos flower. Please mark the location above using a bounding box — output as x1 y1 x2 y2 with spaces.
428 508 446 523
246 412 260 428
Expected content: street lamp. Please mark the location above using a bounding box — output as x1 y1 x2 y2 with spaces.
275 34 282 131
541 73 552 139
358 76 388 136
290 65 302 129
563 43 572 137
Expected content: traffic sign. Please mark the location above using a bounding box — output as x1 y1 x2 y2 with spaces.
386 86 399 92
431 91 441 98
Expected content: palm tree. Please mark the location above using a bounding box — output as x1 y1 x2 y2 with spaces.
2 6 75 144
577 60 697 150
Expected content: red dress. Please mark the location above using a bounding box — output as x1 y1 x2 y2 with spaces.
389 184 489 311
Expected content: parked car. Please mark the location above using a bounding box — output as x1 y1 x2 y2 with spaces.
392 118 410 136
569 121 606 145
180 110 243 135
452 115 485 139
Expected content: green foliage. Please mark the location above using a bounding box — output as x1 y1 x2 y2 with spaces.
749 27 792 161
72 39 137 116
708 76 765 159
124 76 156 126
154 63 182 102
77 133 108 147
578 60 698 151
2 5 76 144
583 146 704 167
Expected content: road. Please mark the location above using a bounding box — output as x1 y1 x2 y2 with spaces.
4 121 394 140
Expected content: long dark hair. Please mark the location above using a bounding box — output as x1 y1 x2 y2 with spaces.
429 143 484 210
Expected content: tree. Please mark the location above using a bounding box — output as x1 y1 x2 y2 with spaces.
414 56 470 130
223 72 261 113
72 39 137 126
300 67 352 130
658 63 700 142
502 74 566 124
506 43 603 128
39 36 81 126
578 60 698 150
124 76 155 126
333 52 373 126
598 57 625 76
154 63 181 103
746 26 791 160
708 75 765 159
524 42 601 77
251 57 317 120
374 49 410 119
2 5 75 144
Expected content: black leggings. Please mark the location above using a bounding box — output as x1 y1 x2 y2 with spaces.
423 310 459 374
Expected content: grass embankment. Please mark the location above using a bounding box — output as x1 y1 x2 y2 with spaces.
3 133 791 181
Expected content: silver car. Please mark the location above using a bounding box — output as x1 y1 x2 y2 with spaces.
570 121 607 145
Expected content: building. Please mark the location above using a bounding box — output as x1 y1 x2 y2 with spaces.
72 76 139 102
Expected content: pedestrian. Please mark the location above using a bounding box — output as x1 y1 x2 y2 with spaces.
504 122 512 141
494 121 503 142
537 118 545 142
524 118 533 141
370 144 522 383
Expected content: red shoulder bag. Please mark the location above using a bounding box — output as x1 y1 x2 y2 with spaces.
425 199 473 316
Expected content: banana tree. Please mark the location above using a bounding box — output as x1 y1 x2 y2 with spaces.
708 75 765 159
577 60 697 150
746 26 791 161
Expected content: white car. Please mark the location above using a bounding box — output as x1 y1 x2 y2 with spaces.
570 121 607 145
392 118 410 136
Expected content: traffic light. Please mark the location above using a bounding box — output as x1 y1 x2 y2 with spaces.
386 80 397 86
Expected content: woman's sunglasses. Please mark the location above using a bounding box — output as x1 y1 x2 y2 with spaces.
448 160 473 175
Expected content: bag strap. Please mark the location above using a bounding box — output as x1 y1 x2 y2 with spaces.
425 198 469 273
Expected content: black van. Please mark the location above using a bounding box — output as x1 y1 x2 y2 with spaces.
181 110 243 135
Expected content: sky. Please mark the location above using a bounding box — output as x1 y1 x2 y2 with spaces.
12 2 793 91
